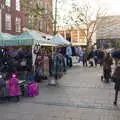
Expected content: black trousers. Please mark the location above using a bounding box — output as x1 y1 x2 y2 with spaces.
66 56 72 67
83 60 87 66
114 81 120 104
114 89 119 104
103 69 111 82
94 58 98 66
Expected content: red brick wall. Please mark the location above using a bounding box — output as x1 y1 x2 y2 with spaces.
1 0 27 34
0 0 53 35
41 0 53 35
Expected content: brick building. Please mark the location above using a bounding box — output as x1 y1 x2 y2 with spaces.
26 0 53 35
40 0 53 35
0 0 53 35
0 0 26 34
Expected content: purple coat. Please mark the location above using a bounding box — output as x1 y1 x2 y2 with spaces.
8 78 21 96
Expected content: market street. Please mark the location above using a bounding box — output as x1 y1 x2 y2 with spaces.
0 66 120 120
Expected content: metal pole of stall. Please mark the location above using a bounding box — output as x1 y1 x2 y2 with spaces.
48 0 58 86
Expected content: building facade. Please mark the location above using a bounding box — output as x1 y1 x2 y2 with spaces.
0 0 26 34
57 26 95 46
27 0 53 35
96 16 120 48
0 0 53 35
40 0 53 35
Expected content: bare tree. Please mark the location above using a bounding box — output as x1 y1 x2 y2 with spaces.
21 0 46 30
65 3 106 47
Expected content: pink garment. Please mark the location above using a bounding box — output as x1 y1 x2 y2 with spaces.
27 83 39 97
8 78 21 96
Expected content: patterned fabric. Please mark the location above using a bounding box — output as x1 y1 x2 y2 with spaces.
8 78 21 96
27 83 39 97
52 53 64 76
43 56 49 77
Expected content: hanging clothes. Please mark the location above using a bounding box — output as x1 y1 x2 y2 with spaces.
43 55 49 77
0 77 8 98
52 52 64 79
8 76 21 97
35 55 44 82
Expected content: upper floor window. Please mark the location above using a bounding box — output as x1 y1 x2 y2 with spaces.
16 17 21 32
16 0 20 11
5 0 11 7
5 13 11 30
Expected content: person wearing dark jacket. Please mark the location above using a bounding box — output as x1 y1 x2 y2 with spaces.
112 62 120 105
102 53 113 83
93 49 99 66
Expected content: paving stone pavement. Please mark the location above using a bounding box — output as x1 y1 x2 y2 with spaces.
0 66 120 120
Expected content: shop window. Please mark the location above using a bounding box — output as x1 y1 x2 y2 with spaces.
5 13 11 30
5 0 11 7
16 17 21 32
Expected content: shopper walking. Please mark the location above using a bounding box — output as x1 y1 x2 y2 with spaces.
66 46 72 68
83 49 88 67
102 53 113 83
112 61 120 105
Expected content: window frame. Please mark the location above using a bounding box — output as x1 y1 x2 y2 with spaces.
16 0 20 11
5 13 12 31
16 17 21 32
5 0 11 7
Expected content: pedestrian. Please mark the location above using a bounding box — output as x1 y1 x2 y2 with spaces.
83 48 88 67
98 49 105 66
66 46 72 68
78 47 84 64
112 61 120 105
88 50 94 67
102 52 113 83
93 48 99 66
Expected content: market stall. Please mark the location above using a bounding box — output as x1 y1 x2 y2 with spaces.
47 34 71 85
0 30 55 79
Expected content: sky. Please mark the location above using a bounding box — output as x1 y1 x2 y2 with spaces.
55 0 120 26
